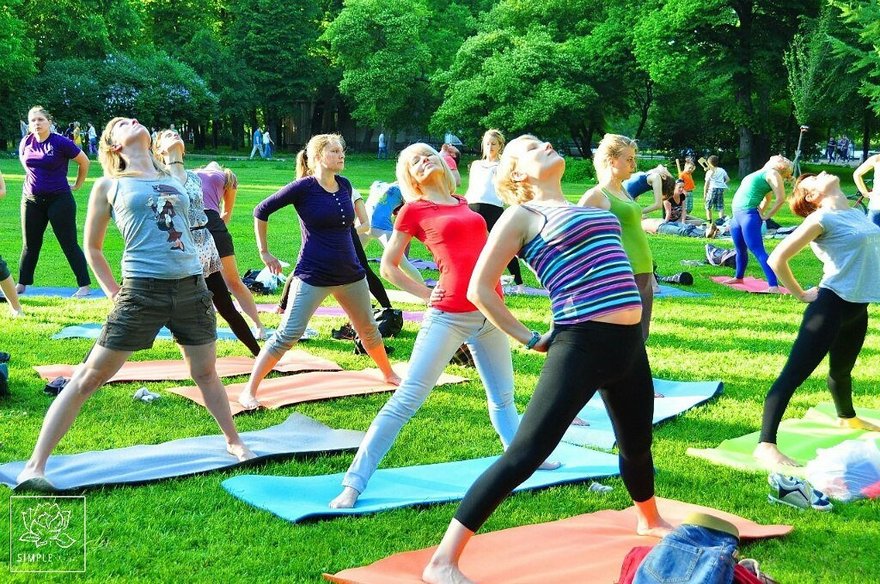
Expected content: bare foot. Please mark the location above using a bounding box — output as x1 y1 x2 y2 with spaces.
765 286 780 294
636 517 674 538
838 417 880 432
11 308 25 317
71 286 91 298
329 486 360 509
274 305 284 314
753 442 801 467
654 392 665 398
422 560 475 584
721 277 743 284
226 442 256 461
538 459 561 470
15 284 26 294
384 372 402 386
254 327 268 341
570 416 589 427
237 392 261 411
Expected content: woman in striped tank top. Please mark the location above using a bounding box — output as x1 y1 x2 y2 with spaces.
423 135 670 584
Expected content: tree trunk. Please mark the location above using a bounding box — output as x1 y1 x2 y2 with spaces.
634 79 653 140
362 128 374 152
732 1 756 178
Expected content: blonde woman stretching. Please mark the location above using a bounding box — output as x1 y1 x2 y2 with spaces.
330 143 556 509
423 136 670 583
238 134 400 409
16 117 254 490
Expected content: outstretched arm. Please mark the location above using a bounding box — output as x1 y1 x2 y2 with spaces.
767 217 823 302
853 154 879 198
83 178 118 298
760 170 787 221
220 181 237 224
380 230 431 301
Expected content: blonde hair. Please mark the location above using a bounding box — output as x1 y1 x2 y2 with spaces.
27 105 53 124
296 133 345 179
766 155 793 178
493 134 543 206
152 128 185 163
593 133 638 179
395 143 457 202
204 161 238 190
481 129 505 160
98 117 166 178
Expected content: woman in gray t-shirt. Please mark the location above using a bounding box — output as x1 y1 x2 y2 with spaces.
14 117 254 492
754 171 880 468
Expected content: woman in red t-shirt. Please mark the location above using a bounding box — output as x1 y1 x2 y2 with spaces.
329 143 555 509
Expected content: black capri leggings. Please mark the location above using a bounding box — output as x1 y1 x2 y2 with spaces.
206 271 261 356
19 192 91 287
468 203 523 285
759 287 867 443
454 320 656 532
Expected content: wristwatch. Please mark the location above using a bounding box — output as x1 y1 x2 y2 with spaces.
524 330 541 350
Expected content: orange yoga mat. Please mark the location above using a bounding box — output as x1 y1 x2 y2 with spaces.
33 350 341 383
325 498 792 584
167 363 467 415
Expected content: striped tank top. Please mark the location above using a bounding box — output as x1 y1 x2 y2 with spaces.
520 203 641 325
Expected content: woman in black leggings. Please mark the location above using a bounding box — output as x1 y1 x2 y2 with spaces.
423 135 670 584
154 129 261 356
754 171 880 468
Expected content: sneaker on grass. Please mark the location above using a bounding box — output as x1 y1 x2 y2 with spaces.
767 473 833 512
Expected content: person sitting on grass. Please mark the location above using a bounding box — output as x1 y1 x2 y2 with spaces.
15 117 255 491
641 179 705 238
753 171 880 468
0 170 24 316
422 136 671 584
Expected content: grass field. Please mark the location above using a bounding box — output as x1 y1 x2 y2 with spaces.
0 153 877 582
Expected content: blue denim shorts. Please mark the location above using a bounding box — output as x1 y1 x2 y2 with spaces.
634 524 738 584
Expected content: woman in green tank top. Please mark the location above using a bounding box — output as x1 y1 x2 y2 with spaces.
579 134 655 340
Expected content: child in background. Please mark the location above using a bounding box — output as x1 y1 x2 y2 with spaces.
703 155 729 238
676 158 696 216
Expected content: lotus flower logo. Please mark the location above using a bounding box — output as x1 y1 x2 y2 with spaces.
19 502 77 549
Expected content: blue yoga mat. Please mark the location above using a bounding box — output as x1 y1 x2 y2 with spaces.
0 414 364 491
53 323 275 342
222 442 619 523
2 286 108 299
546 379 723 450
655 285 710 299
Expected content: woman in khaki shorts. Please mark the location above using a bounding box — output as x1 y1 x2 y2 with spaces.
15 117 254 491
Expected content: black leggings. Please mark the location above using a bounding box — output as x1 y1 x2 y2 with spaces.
468 203 523 285
278 228 391 311
760 288 866 443
19 192 91 286
454 320 656 532
206 271 261 356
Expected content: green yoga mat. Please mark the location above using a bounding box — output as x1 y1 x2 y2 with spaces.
687 402 880 475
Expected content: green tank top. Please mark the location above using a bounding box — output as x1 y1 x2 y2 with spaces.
602 188 653 274
732 169 770 211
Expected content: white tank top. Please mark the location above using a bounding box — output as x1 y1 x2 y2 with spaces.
465 161 503 207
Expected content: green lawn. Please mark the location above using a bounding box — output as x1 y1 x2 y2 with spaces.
0 154 877 582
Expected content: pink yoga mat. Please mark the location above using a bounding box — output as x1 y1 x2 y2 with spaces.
325 498 792 584
33 351 342 383
245 303 424 322
166 363 467 415
711 276 790 294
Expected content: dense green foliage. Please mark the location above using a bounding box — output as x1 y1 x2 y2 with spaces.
2 1 879 164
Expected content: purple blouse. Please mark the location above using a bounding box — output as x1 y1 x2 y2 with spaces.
253 175 364 286
194 168 225 213
19 133 82 196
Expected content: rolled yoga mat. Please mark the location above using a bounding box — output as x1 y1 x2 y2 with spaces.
33 350 342 383
0 413 364 492
167 362 467 415
553 379 723 449
323 498 792 584
687 402 880 475
52 323 278 342
710 276 790 294
223 442 619 523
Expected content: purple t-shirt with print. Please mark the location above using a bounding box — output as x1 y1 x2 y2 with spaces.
19 133 82 196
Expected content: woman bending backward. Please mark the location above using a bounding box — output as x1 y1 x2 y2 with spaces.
423 135 671 584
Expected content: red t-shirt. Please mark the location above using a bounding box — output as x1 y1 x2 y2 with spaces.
395 196 502 312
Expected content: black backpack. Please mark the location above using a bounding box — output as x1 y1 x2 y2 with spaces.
374 308 403 338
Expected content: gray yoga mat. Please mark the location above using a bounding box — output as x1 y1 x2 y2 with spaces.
0 414 364 491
